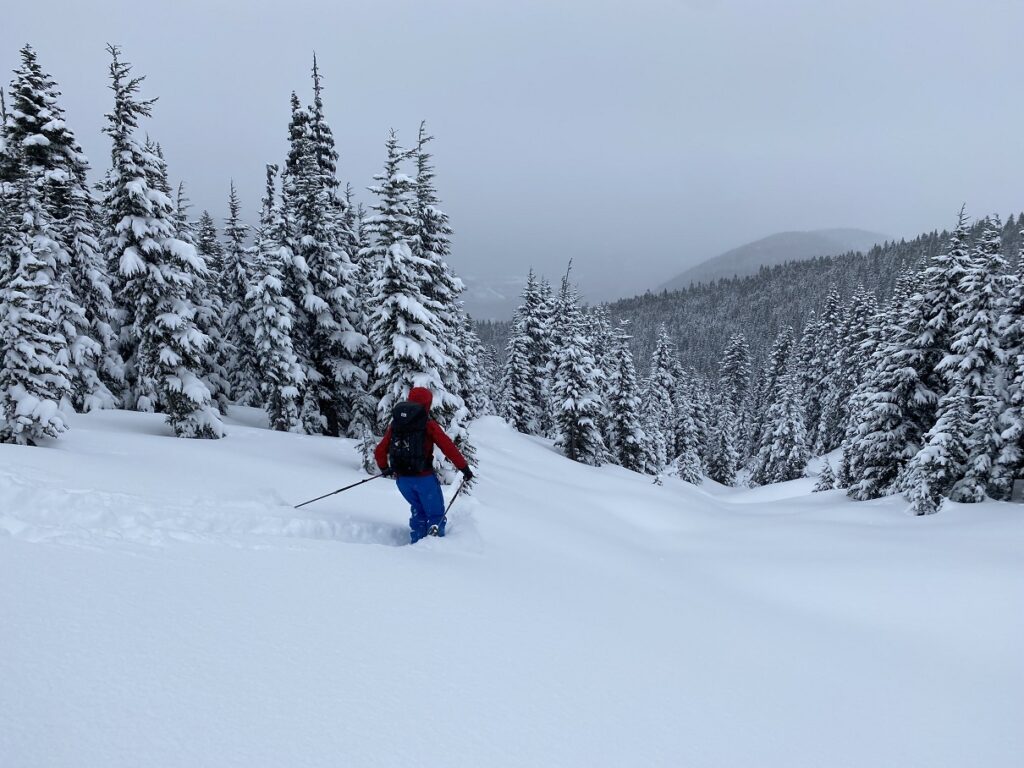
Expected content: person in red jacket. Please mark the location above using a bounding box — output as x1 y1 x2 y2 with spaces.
375 387 473 543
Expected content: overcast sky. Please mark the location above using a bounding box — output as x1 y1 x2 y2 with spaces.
3 0 1023 315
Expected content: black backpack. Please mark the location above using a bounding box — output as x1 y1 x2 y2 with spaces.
388 401 430 476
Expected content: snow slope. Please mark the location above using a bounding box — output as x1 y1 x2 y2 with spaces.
2 409 1022 768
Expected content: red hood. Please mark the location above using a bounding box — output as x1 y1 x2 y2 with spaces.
408 387 433 410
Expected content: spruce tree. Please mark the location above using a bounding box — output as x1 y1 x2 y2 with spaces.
192 209 230 412
641 325 677 474
2 44 119 413
846 210 972 499
749 326 794 454
550 270 606 465
288 84 367 437
719 332 751 412
0 176 72 444
705 393 740 485
409 122 475 477
248 165 304 432
903 390 969 515
499 314 539 433
365 130 448 425
751 371 809 485
101 45 223 438
814 458 836 492
995 230 1024 496
176 185 230 414
221 182 259 406
944 216 1010 501
672 377 703 484
605 320 646 472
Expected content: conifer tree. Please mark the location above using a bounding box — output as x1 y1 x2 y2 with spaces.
705 393 740 485
409 122 475 476
101 45 223 438
192 209 230 412
176 185 230 414
996 230 1024 496
500 270 549 434
287 82 367 436
719 332 751 413
0 176 72 444
749 326 794 454
903 390 969 515
672 377 703 484
499 314 539 433
751 372 809 485
221 182 259 406
2 44 119 412
365 130 448 425
605 320 646 472
846 210 972 499
944 216 1010 501
805 286 843 448
550 270 606 465
814 458 836 492
641 325 677 474
248 165 304 432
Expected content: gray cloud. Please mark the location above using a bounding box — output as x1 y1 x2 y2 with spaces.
4 0 1023 317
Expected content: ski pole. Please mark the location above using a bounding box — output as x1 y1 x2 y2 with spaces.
294 474 384 509
445 476 468 516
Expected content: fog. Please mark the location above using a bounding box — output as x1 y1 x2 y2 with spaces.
4 0 1023 317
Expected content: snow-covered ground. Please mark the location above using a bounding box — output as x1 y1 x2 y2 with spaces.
2 409 1022 768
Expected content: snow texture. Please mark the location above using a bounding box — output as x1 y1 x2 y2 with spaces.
1 408 1021 768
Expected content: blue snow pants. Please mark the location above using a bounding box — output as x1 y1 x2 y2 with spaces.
396 473 446 543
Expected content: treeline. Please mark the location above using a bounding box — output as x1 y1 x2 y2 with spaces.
496 210 1024 513
0 45 494 477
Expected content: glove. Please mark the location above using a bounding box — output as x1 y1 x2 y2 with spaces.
381 467 395 478
461 466 474 481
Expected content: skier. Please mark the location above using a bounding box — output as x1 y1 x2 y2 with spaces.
375 387 474 543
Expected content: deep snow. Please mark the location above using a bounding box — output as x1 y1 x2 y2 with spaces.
1 409 1022 768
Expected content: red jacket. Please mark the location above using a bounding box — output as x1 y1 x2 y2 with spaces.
374 388 469 475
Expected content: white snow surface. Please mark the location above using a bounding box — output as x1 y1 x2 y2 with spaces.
1 409 1021 768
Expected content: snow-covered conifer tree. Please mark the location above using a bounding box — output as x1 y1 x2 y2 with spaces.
672 377 703 484
641 325 677 475
191 209 230 412
2 44 119 413
176 185 230 414
499 314 539 432
943 216 1010 501
751 372 809 485
550 270 605 465
221 182 259 406
289 86 367 437
101 45 223 438
705 393 740 485
902 390 969 515
365 130 447 424
846 209 972 499
0 176 72 444
814 458 836 492
605 320 646 472
719 332 751 412
995 230 1024 496
749 326 794 455
248 165 304 432
409 122 475 477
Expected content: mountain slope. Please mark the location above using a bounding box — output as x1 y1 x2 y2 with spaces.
2 409 1022 767
661 228 888 290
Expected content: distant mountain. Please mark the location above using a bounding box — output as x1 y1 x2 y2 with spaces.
659 228 888 291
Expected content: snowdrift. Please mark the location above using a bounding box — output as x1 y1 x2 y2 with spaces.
1 409 1021 768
